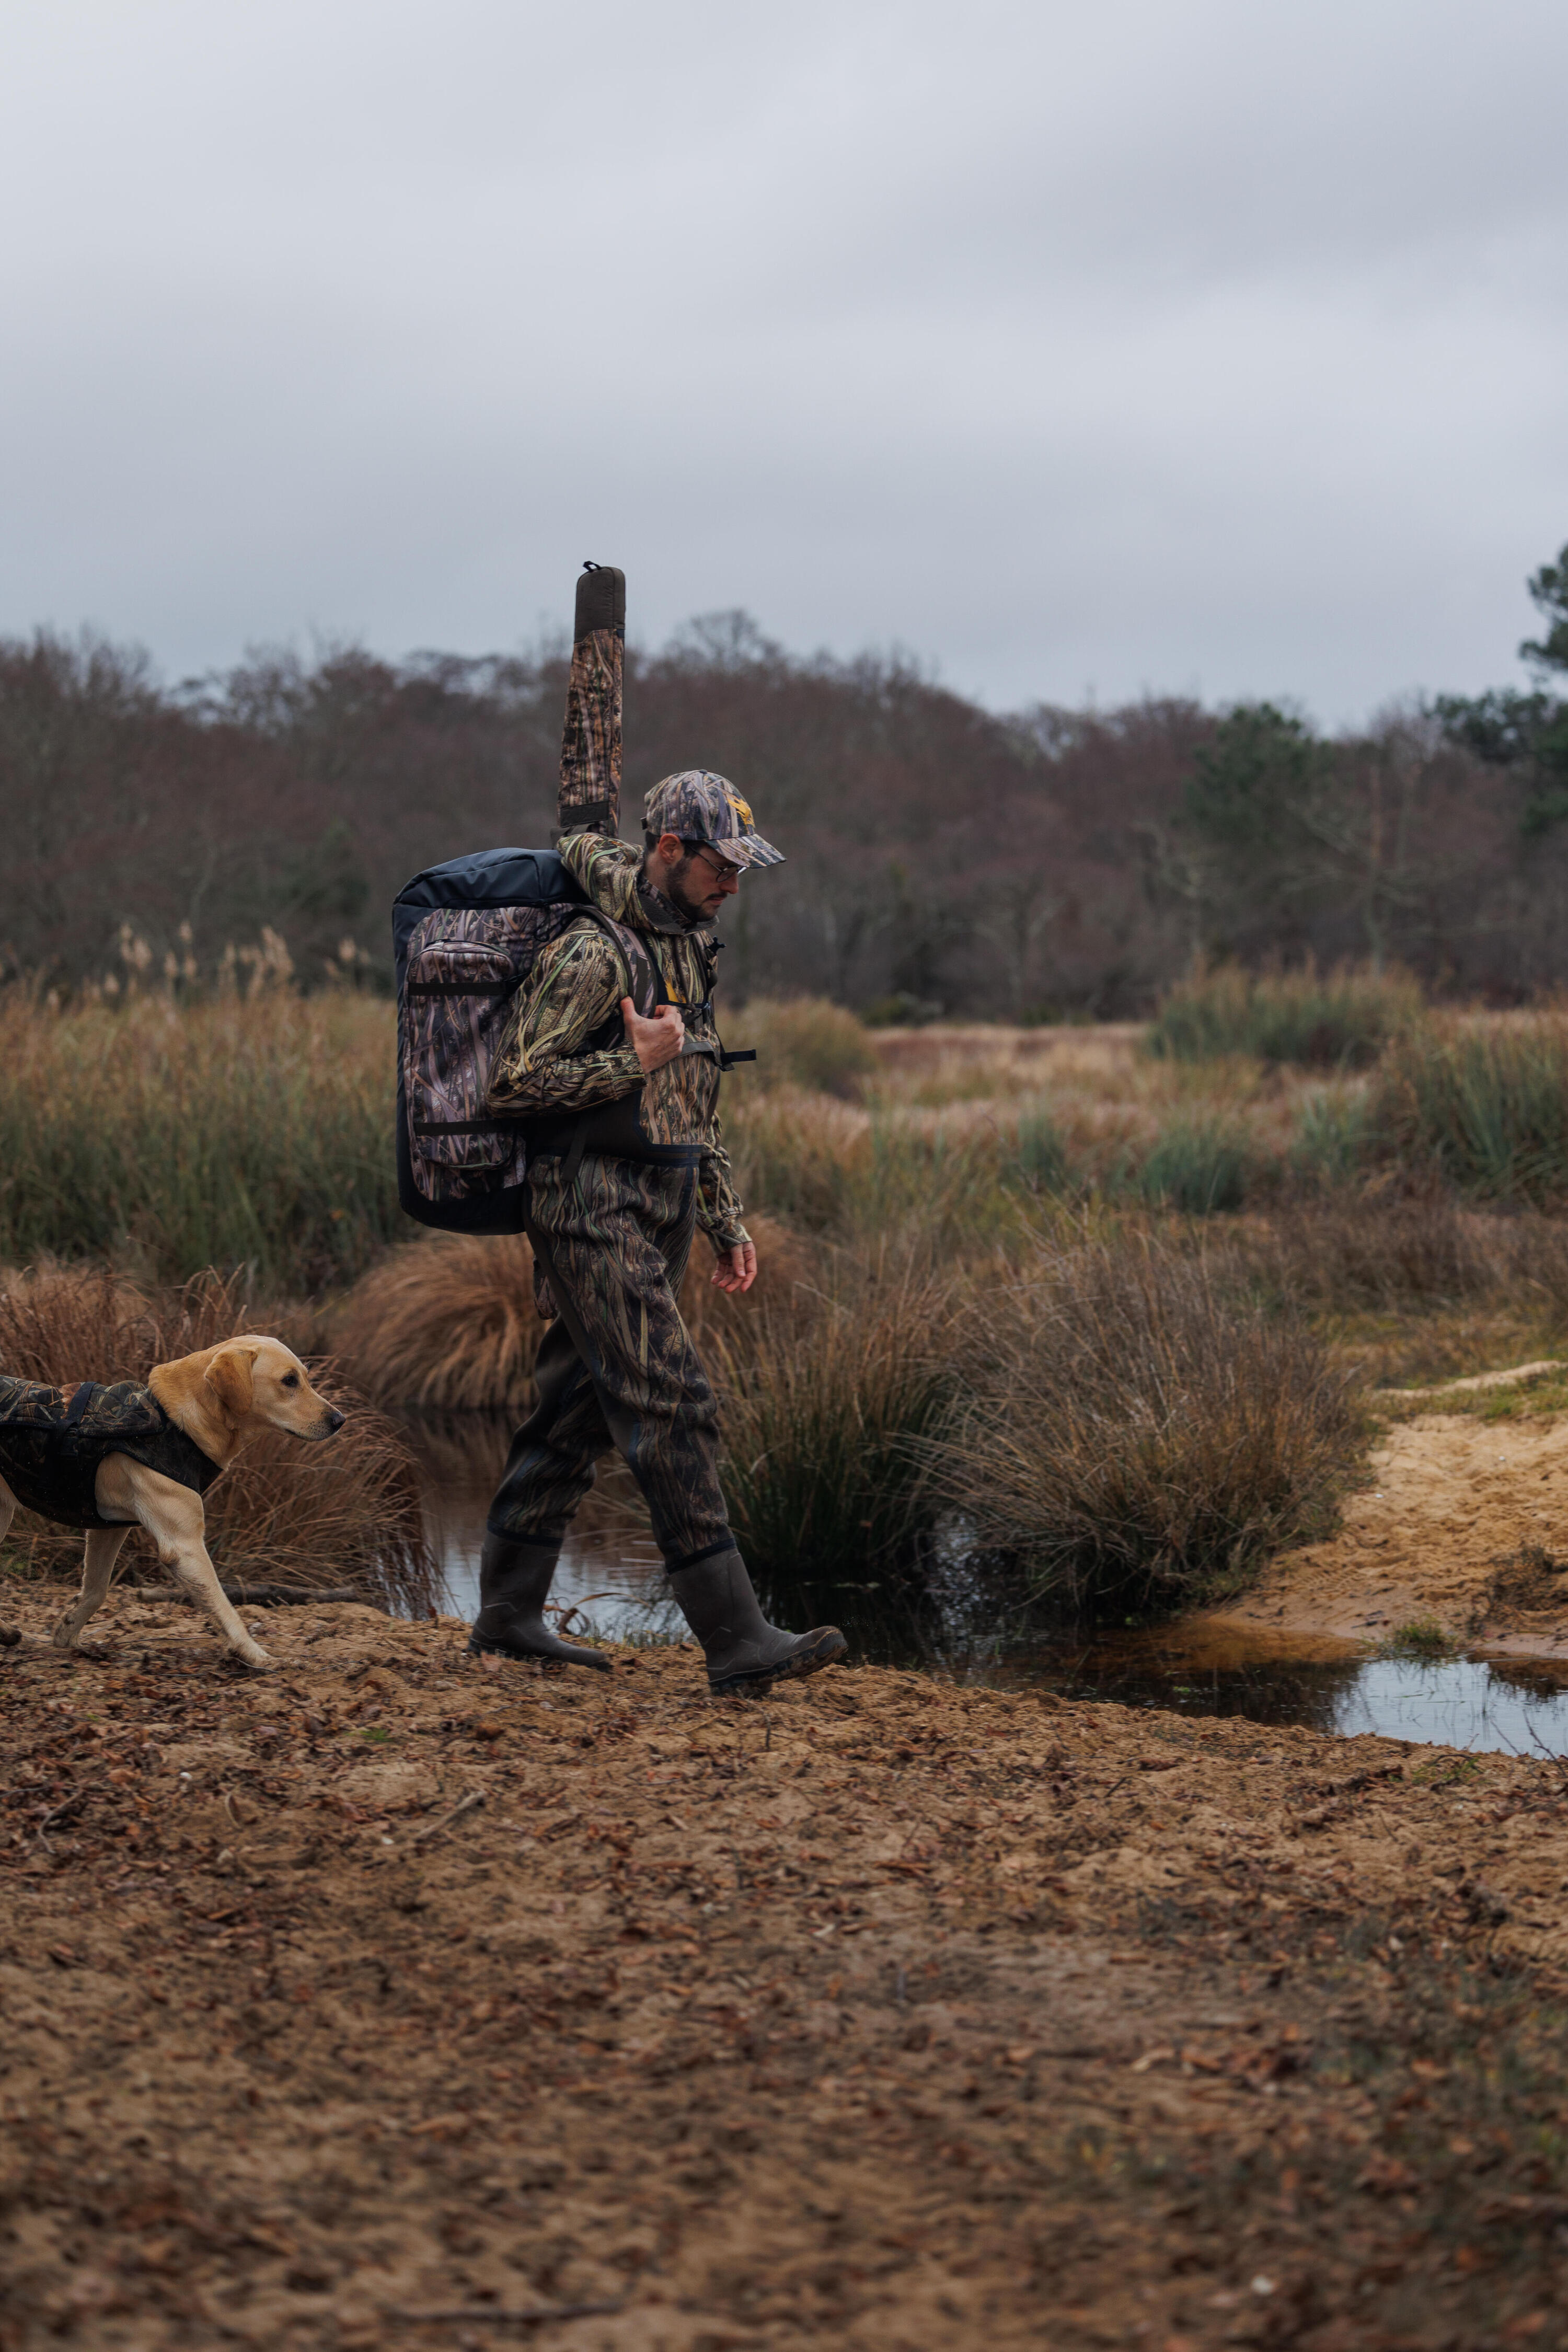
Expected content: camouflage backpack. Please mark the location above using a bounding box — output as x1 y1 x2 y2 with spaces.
393 848 657 1235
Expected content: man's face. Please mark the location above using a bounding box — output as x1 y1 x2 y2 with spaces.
661 834 742 924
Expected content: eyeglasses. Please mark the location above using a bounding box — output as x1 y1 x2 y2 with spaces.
685 843 741 885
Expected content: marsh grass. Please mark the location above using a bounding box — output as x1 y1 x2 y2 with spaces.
1133 1112 1253 1214
0 987 399 1292
0 1263 436 1610
1372 1014 1568 1203
1148 960 1420 1068
706 1255 959 1601
936 1242 1363 1622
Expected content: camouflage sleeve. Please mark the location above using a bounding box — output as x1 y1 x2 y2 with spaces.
485 926 644 1116
697 1106 751 1254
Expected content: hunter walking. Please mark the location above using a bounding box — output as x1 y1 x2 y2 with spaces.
466 573 844 1692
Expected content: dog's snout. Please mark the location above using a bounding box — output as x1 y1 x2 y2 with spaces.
324 1407 346 1436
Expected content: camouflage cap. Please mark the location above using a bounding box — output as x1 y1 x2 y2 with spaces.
643 770 785 870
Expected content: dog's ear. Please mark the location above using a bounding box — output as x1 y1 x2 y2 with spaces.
205 1344 256 1424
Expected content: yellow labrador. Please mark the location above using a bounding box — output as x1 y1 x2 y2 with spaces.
0 1337 343 1671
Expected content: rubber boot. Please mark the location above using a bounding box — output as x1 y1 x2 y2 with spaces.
667 1546 846 1696
468 1534 610 1669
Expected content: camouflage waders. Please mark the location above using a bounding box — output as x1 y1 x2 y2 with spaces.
487 1154 732 1568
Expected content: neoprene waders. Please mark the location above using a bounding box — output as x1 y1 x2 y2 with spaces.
667 1546 846 1695
468 1532 610 1670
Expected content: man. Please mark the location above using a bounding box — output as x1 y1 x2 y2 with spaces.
471 770 846 1696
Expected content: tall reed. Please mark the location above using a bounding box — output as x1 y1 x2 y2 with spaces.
0 988 400 1292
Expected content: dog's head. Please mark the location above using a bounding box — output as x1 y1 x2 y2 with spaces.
202 1338 345 1443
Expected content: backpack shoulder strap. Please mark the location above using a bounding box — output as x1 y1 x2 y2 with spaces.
569 906 666 1018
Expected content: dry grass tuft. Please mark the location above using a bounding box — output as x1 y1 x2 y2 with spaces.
0 1263 435 1611
938 1240 1363 1621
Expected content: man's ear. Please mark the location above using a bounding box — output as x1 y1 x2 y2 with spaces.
205 1344 255 1423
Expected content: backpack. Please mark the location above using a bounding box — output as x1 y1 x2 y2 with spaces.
394 847 644 1235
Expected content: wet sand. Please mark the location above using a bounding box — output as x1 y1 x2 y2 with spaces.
1217 1406 1568 1660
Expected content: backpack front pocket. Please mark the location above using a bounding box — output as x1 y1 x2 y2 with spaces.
402 941 522 1172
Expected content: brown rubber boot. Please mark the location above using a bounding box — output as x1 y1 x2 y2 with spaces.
468 1535 610 1669
667 1545 846 1695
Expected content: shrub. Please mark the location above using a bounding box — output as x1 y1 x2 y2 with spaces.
1135 1113 1251 1214
936 1241 1363 1622
0 1264 436 1608
1371 1016 1568 1202
0 987 400 1292
724 997 877 1097
1148 961 1420 1068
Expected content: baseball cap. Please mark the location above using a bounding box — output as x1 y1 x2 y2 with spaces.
643 770 785 869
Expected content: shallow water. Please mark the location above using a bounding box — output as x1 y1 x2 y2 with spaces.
416 1424 1568 1761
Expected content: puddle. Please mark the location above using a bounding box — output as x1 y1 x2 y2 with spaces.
413 1420 1568 1759
1016 1633 1568 1758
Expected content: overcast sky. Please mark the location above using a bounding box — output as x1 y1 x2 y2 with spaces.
3 0 1565 725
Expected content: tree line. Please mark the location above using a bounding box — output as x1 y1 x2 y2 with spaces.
3 550 1566 1016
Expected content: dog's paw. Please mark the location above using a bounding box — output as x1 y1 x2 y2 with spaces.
236 1645 276 1671
49 1621 78 1651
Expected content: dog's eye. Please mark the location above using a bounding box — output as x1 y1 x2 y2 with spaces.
281 1372 300 1389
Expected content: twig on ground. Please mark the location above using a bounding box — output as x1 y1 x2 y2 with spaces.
408 1789 485 1847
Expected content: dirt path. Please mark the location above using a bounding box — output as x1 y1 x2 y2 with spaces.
1221 1410 1568 1657
5 1592 1568 2349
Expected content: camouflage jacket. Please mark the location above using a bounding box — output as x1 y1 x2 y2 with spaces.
486 834 750 1250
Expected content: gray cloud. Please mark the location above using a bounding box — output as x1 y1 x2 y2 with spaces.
2 0 1566 723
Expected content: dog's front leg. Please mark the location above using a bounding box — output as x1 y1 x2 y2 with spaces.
99 1458 273 1670
52 1524 132 1650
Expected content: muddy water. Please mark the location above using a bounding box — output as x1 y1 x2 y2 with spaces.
414 1423 1568 1760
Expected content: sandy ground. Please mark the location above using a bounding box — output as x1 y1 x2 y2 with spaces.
7 1593 1568 2347
1220 1410 1568 1658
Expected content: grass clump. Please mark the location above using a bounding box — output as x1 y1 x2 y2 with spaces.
0 988 400 1292
1134 1112 1251 1214
1149 961 1419 1068
706 1258 958 1607
1371 1014 1568 1203
1383 1616 1459 1660
936 1241 1363 1623
0 1263 436 1609
725 997 877 1097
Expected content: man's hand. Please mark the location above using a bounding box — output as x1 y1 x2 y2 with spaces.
622 996 685 1073
711 1240 758 1295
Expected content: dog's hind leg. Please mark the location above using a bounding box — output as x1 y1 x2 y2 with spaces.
52 1524 132 1651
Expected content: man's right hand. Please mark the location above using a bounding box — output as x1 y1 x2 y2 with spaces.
622 996 685 1073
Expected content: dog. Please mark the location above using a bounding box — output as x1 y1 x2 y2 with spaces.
0 1336 344 1671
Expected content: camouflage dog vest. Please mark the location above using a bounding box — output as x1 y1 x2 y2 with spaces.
0 1377 222 1529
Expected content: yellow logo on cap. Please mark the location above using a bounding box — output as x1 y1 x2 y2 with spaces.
725 789 754 828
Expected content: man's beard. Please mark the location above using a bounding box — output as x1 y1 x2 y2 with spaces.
664 854 717 927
